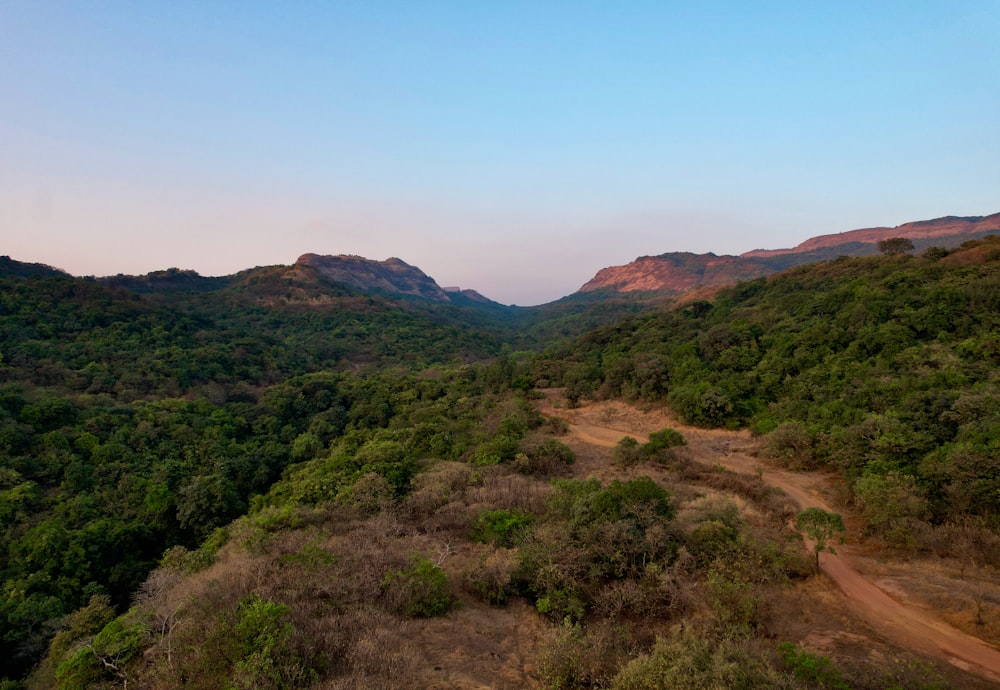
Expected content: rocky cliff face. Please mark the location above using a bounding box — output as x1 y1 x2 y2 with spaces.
578 253 774 294
743 213 1000 258
579 213 1000 297
296 254 453 302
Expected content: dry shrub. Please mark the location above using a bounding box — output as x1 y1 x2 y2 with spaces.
915 517 1000 567
464 547 519 605
592 561 694 623
404 461 475 518
610 625 797 690
467 470 550 513
538 621 638 689
419 499 478 537
348 471 396 515
314 608 422 689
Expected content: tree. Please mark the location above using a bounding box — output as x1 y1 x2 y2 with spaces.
795 508 845 567
877 237 914 255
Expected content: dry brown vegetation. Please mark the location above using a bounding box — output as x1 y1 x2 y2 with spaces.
35 391 1000 689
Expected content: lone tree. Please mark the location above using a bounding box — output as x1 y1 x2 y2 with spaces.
877 237 914 255
796 507 846 567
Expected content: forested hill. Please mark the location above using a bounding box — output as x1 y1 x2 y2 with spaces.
0 252 647 680
0 260 511 398
3 237 1000 686
0 260 515 678
538 236 1000 531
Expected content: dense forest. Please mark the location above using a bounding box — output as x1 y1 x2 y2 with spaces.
2 239 999 688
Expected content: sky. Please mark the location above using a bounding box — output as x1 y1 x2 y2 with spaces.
1 2 998 305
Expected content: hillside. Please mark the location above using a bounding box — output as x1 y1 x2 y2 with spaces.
544 235 1000 529
579 212 1000 297
3 230 1000 689
295 253 455 303
744 212 1000 258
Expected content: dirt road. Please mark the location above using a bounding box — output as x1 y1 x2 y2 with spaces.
539 392 1000 684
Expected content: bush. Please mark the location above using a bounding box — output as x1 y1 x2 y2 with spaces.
612 436 642 468
853 472 929 548
472 508 534 547
231 595 314 690
644 428 686 455
54 614 148 690
465 549 518 605
513 437 576 476
382 555 454 618
777 642 849 689
762 422 815 468
611 626 791 689
539 622 632 689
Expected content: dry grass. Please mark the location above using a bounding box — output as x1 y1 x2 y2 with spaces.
120 392 1000 689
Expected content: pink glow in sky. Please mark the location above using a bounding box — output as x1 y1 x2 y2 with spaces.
2 2 998 305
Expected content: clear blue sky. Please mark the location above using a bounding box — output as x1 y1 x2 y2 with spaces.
2 1 998 305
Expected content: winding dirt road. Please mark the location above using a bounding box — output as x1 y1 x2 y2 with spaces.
539 392 1000 684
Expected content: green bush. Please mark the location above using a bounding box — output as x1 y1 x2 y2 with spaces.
472 508 534 547
612 627 790 689
777 642 849 689
383 555 454 618
54 614 148 690
513 437 576 476
644 428 686 455
231 595 314 690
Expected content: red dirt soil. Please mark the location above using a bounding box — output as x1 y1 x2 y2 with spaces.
538 391 1000 684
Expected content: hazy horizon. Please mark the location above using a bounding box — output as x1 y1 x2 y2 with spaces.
3 2 998 305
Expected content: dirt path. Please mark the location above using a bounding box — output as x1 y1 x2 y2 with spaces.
539 392 1000 684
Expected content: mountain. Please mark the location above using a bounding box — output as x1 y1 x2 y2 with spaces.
744 213 1000 258
578 212 1000 297
578 252 775 296
295 253 454 303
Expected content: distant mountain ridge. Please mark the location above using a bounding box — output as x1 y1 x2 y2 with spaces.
743 213 1000 258
579 212 1000 296
5 212 997 307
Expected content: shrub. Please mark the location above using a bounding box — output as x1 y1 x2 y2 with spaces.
54 614 148 690
644 428 686 455
230 595 315 689
472 508 534 547
513 437 576 476
762 422 815 468
465 549 518 605
853 472 929 548
777 642 849 689
612 436 642 468
160 544 216 574
611 626 790 689
382 555 454 618
539 622 633 689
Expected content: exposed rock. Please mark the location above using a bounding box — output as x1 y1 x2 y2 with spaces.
296 253 452 303
578 213 1000 297
743 213 1000 258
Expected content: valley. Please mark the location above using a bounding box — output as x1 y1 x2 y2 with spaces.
2 221 1000 688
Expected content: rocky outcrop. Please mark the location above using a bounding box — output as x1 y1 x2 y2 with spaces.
578 253 774 294
296 254 452 302
578 213 1000 297
743 213 1000 258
